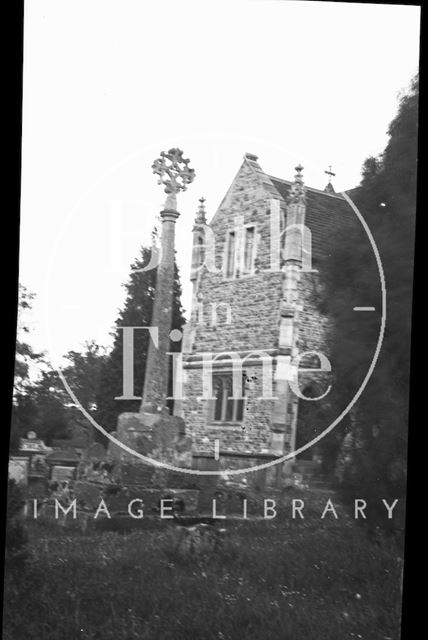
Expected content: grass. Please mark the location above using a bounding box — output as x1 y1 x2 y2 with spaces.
3 490 404 640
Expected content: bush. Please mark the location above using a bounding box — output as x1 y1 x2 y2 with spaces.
5 479 29 567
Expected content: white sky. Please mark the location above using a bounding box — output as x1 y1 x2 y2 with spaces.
19 0 420 366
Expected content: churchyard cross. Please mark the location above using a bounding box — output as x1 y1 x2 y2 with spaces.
140 148 195 414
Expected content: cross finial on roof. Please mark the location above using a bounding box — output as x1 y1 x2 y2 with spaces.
324 165 336 193
325 165 336 182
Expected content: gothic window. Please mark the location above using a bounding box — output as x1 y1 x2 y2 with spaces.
242 226 255 275
225 231 236 277
192 234 205 271
211 373 245 423
224 226 256 278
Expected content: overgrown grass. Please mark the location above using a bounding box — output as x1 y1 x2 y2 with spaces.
3 491 403 640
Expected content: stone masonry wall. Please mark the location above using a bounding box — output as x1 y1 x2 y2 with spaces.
190 160 284 354
184 363 276 455
181 158 285 456
180 157 361 460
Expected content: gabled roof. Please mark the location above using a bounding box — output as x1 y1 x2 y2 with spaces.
210 155 362 263
269 176 361 262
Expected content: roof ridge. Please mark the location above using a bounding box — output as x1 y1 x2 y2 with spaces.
269 174 346 200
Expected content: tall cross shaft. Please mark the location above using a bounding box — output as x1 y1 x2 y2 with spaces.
140 148 195 414
140 206 178 413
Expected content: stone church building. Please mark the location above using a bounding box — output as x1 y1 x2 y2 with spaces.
176 153 361 478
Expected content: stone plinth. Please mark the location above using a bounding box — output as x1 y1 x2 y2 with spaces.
113 411 192 470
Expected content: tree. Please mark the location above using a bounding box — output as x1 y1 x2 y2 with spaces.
60 340 108 440
27 369 69 444
11 329 108 449
10 286 45 451
95 242 186 435
13 285 43 397
321 76 418 508
24 341 109 446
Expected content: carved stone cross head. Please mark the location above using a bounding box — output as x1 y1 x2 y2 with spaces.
152 148 195 195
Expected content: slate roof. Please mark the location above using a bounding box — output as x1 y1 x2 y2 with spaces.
269 176 364 263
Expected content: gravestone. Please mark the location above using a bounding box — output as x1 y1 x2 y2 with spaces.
51 466 75 483
8 457 29 486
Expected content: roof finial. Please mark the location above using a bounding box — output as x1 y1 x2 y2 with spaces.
244 152 259 161
194 196 207 227
289 163 306 205
324 165 336 193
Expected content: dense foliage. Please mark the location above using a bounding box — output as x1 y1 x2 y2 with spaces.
11 243 185 447
94 243 185 434
320 76 418 501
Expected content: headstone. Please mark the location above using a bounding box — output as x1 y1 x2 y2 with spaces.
51 466 75 483
8 457 29 486
30 454 49 474
19 436 51 454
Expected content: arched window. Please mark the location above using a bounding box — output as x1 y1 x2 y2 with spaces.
224 227 256 278
192 233 205 271
225 232 236 278
196 234 205 265
212 373 244 423
242 226 255 274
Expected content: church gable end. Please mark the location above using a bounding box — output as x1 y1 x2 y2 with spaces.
179 154 366 475
189 154 285 355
